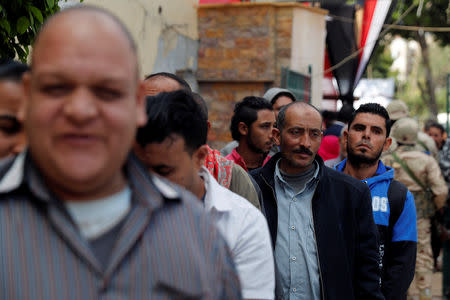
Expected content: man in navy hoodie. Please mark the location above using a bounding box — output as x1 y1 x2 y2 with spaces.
336 103 417 300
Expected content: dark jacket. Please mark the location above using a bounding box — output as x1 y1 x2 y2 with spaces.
250 153 384 300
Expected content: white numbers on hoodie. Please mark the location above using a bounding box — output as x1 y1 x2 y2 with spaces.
372 196 388 212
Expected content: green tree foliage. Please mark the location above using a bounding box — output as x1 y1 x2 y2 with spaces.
364 38 398 79
0 0 82 62
368 0 449 118
391 0 449 46
397 41 450 118
390 0 449 118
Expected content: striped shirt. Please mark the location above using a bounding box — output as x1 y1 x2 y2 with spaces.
0 152 242 299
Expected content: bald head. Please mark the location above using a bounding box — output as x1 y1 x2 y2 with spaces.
21 5 147 201
32 6 139 77
277 102 322 132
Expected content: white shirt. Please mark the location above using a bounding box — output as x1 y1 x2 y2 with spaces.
200 167 275 300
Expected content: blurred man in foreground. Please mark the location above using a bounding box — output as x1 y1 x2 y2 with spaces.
0 6 241 299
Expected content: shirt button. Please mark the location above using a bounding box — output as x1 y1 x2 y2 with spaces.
292 288 297 292
291 225 295 230
292 256 296 261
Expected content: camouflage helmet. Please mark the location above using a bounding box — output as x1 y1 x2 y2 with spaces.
386 100 409 120
391 117 418 145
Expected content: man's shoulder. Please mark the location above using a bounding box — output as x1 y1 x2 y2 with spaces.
150 174 203 212
322 166 369 193
211 174 262 217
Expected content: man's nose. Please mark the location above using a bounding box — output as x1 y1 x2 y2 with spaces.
299 132 312 148
63 88 98 124
362 128 371 139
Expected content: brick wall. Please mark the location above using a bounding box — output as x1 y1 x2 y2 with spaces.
197 4 296 148
200 82 268 149
198 5 277 82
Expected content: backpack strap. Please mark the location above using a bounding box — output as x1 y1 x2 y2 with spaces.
387 179 408 237
392 152 427 190
417 140 429 152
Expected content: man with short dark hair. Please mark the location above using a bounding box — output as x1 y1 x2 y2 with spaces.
251 101 384 300
0 60 28 158
134 90 275 300
426 121 446 151
141 72 261 209
0 6 241 299
336 103 417 300
227 96 275 171
221 87 296 157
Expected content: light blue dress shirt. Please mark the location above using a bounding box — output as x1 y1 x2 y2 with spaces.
274 159 321 300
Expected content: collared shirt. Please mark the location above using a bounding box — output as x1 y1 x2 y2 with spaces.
0 152 242 299
226 147 271 172
200 167 275 300
274 159 321 300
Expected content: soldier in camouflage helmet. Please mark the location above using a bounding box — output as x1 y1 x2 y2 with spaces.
386 100 409 120
385 100 438 160
383 117 448 300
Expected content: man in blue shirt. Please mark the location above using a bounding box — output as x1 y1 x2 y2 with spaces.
336 103 417 300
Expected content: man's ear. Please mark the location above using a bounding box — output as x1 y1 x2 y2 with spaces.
238 122 248 137
193 144 209 170
135 80 148 127
383 136 392 152
20 71 31 122
273 128 281 146
342 129 349 148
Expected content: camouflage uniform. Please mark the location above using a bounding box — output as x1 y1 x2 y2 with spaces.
386 100 439 160
417 131 439 161
383 118 448 300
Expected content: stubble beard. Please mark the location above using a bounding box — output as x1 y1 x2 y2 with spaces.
246 130 269 156
346 144 383 169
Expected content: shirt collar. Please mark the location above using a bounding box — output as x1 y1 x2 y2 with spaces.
275 158 320 185
230 148 248 171
0 150 26 193
336 158 387 175
199 166 232 212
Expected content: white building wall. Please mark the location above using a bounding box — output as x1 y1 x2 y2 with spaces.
290 7 326 108
82 0 199 77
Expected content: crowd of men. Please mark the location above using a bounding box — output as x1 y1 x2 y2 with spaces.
0 5 449 300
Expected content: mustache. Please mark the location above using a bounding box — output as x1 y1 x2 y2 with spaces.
292 146 313 156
